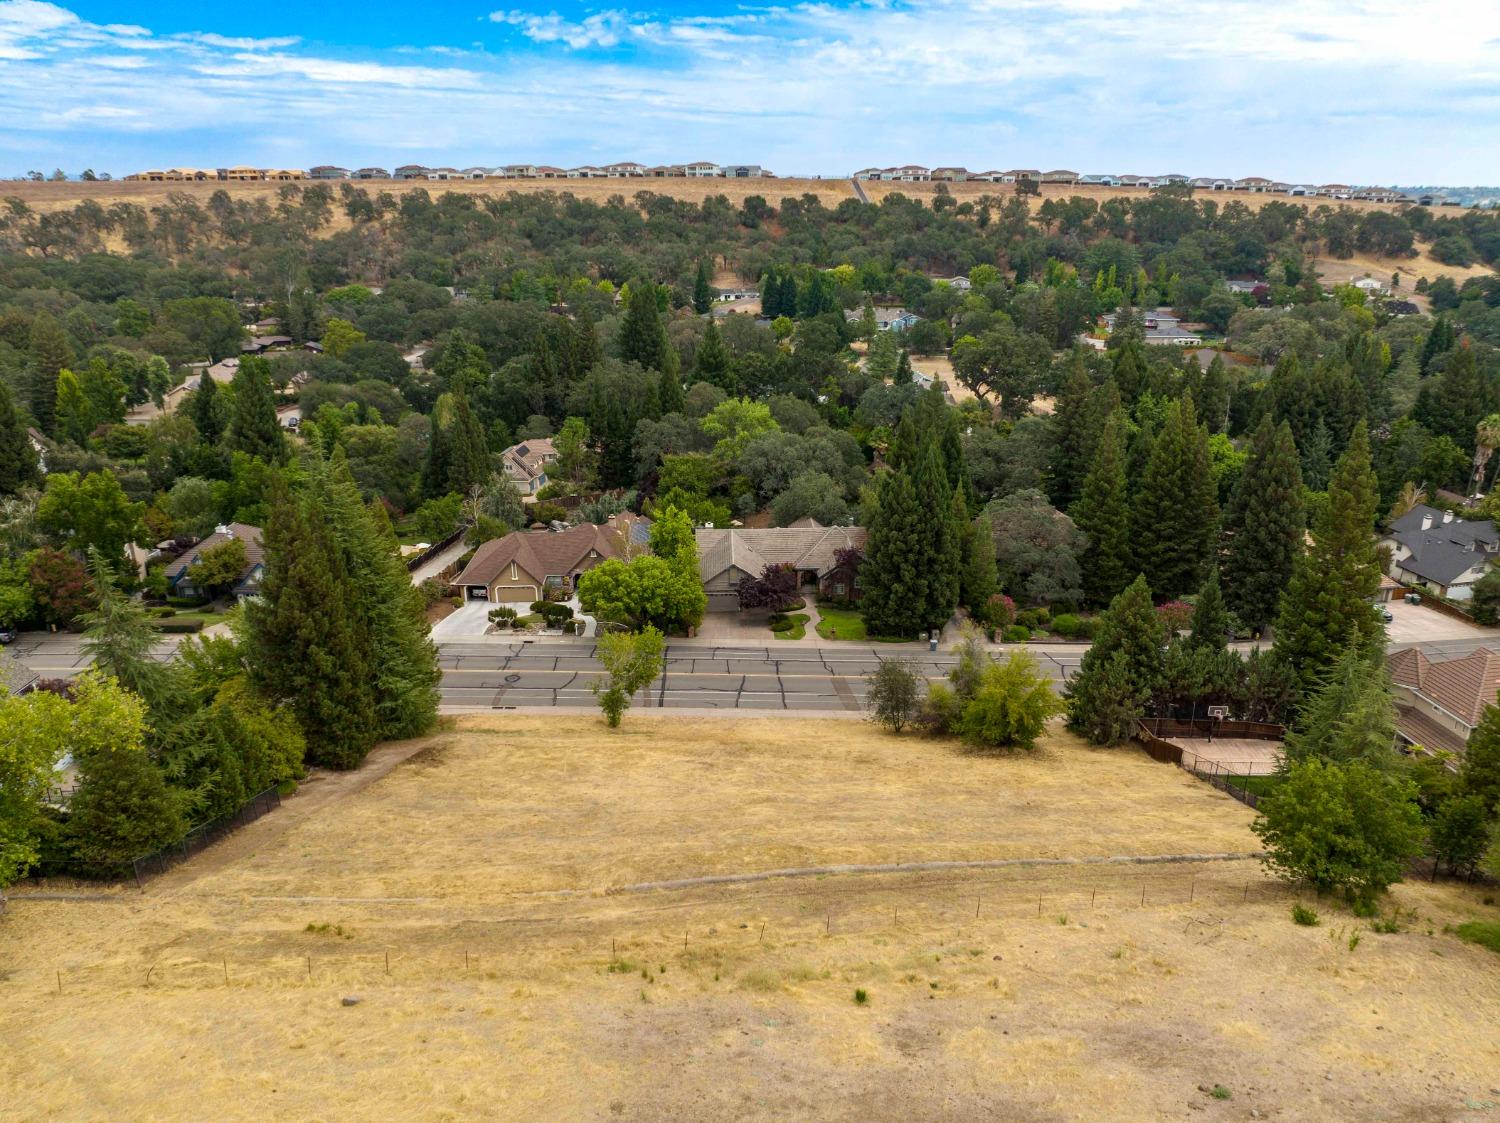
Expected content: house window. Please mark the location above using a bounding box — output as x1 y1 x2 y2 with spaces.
728 572 739 587
833 583 846 596
509 562 517 581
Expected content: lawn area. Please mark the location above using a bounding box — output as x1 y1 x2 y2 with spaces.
1224 774 1283 798
772 612 809 640
814 605 867 641
3 714 1498 1121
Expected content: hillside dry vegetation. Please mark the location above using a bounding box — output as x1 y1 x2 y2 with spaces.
2 715 1497 1121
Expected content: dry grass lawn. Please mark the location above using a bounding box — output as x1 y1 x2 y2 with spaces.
3 714 1498 1121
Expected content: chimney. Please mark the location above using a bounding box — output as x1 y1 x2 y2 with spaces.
1421 513 1434 530
1442 510 1454 524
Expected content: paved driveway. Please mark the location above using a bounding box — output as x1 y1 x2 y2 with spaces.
1383 598 1498 644
430 601 499 641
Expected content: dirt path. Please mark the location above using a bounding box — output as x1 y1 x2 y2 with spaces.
147 729 452 895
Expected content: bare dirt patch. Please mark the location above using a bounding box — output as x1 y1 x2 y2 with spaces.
2 714 1497 1121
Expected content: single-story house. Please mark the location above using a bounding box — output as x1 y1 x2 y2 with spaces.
1388 645 1500 758
451 524 624 603
696 523 867 613
241 335 293 355
721 165 764 178
164 523 265 600
1041 170 1080 184
848 307 921 333
1352 277 1388 295
1381 505 1498 600
501 438 557 496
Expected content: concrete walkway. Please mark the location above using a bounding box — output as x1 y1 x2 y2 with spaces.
408 538 468 587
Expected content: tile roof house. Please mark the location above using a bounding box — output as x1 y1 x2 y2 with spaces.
500 438 558 496
452 524 625 603
1381 505 1498 600
1 655 39 697
163 523 265 600
1387 645 1500 757
695 523 866 612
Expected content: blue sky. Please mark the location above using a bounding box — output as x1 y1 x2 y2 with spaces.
2 0 1497 183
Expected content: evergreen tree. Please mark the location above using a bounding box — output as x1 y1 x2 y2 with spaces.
190 369 226 445
894 349 914 384
1282 639 1396 768
1299 419 1333 490
1222 417 1304 633
65 738 187 873
1129 398 1217 600
694 318 732 391
446 384 491 496
658 365 685 416
1111 333 1145 403
912 438 961 628
318 454 441 741
1418 314 1455 375
1066 575 1165 744
1415 343 1491 450
0 379 40 495
692 260 714 314
27 311 73 435
1197 354 1230 434
861 468 934 639
421 412 451 500
1273 420 1380 692
227 356 285 464
80 549 173 715
1048 354 1093 508
1458 703 1500 814
1074 409 1133 605
955 493 997 610
1187 565 1229 650
245 477 380 768
619 282 672 372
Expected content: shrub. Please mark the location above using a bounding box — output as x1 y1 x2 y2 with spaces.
155 620 204 633
512 613 544 629
1001 625 1030 643
1291 903 1320 926
984 594 1016 628
487 606 517 625
529 600 575 627
149 606 176 618
865 658 922 733
853 988 869 1005
1015 608 1044 629
917 680 963 735
530 501 568 525
955 652 1062 751
1455 920 1500 955
1156 600 1193 633
1051 613 1084 638
768 613 794 632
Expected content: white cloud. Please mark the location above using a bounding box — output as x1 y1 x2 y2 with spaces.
489 9 640 49
177 32 302 51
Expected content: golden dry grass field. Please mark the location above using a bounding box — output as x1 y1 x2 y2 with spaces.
3 714 1498 1121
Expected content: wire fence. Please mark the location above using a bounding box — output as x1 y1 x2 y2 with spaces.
128 787 282 886
22 862 1301 995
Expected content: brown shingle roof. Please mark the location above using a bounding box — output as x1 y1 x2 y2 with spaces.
695 525 866 583
453 524 623 588
1386 645 1500 727
501 438 556 482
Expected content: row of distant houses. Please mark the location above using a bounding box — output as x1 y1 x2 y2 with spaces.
849 167 1422 202
126 162 769 183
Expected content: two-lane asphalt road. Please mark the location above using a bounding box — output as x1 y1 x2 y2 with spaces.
437 640 1086 712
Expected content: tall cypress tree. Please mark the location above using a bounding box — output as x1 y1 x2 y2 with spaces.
1049 353 1093 509
1197 354 1231 434
1129 398 1217 600
619 282 671 372
446 384 490 496
1274 420 1380 692
0 379 40 495
1111 333 1146 403
861 468 931 639
1075 409 1133 606
319 454 441 740
694 318 733 392
911 438 961 629
245 477 379 769
1223 417 1304 633
1415 343 1490 450
27 311 73 436
692 261 714 314
190 370 226 445
228 356 285 464
421 411 452 499
658 365 685 416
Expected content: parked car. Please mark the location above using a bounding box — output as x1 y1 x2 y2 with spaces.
0 627 16 644
1379 607 1393 623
